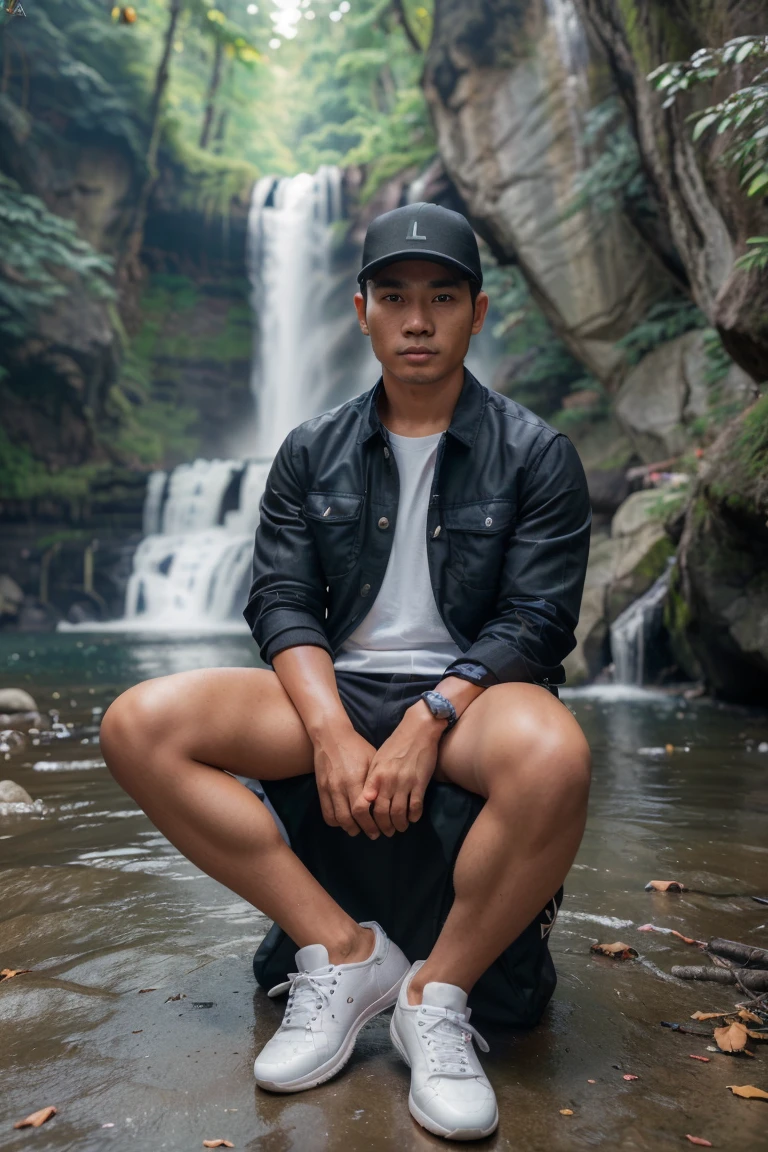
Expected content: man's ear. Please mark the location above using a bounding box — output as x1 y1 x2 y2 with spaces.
471 291 489 336
354 291 369 335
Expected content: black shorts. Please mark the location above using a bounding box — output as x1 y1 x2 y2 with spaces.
254 671 563 1029
335 670 445 746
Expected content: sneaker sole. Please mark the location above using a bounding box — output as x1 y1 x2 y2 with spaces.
254 973 406 1094
390 1015 499 1141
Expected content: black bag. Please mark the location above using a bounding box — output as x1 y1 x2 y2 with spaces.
252 775 562 1029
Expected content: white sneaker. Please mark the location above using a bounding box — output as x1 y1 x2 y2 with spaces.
254 921 409 1093
390 962 499 1141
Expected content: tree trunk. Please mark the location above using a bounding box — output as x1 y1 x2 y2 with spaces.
116 0 183 295
199 36 224 150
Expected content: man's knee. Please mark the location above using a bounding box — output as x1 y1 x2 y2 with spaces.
100 677 180 779
481 687 591 803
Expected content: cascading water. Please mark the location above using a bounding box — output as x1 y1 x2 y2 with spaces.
610 561 674 686
61 167 374 633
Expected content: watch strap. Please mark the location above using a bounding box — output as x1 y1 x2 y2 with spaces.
420 690 458 731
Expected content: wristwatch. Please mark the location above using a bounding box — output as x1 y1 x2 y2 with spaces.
419 690 458 731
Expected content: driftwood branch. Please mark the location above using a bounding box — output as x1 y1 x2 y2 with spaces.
672 966 768 992
708 938 768 969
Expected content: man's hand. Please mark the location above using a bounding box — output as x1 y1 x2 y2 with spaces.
355 702 446 837
312 724 381 839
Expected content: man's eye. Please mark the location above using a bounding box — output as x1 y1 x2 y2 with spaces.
434 294 453 302
382 294 402 302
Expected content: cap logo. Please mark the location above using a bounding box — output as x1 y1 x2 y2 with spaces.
406 220 427 241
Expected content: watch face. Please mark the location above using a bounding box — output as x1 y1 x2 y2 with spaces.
425 692 450 719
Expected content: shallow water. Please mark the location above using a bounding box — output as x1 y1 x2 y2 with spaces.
1 632 767 1151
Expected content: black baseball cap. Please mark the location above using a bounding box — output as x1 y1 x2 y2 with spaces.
358 202 483 288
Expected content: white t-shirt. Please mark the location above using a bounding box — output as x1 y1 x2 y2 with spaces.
333 428 462 675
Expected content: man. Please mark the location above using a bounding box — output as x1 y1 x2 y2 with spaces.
101 202 592 1142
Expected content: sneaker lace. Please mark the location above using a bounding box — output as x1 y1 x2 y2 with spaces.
419 1004 490 1077
267 967 338 1030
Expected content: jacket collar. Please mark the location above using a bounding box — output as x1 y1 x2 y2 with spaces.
357 366 487 448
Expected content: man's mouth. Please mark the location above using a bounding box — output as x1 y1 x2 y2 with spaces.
399 347 437 362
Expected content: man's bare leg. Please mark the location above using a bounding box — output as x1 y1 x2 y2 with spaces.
407 682 591 1002
99 667 374 965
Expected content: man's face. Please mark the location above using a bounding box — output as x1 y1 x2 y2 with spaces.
353 259 488 386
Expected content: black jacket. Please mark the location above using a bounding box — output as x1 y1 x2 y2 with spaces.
243 368 591 687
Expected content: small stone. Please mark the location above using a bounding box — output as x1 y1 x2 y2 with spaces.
0 780 34 804
757 742 768 753
0 688 37 713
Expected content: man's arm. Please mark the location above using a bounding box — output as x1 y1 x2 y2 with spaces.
243 429 332 665
271 645 380 839
441 432 592 684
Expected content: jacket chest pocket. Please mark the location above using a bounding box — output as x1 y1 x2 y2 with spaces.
303 491 364 579
441 500 515 592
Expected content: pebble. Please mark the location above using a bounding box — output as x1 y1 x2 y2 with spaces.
0 779 33 804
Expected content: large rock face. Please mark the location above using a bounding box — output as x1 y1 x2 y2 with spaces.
574 0 768 382
424 0 671 389
672 396 768 703
615 331 755 464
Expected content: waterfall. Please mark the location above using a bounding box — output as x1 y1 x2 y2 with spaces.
610 562 674 686
60 167 374 633
247 165 350 457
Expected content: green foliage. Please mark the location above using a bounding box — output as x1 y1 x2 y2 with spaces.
731 390 768 483
733 236 768 274
0 172 114 343
616 298 709 366
284 0 436 197
565 98 650 219
649 35 768 262
482 255 598 418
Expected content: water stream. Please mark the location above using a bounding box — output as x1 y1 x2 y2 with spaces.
1 634 766 1150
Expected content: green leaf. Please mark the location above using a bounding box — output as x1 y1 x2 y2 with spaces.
692 112 718 140
717 116 733 134
735 41 755 64
747 172 768 196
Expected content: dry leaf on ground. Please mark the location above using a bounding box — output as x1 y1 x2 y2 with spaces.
203 1141 234 1148
137 988 157 994
691 1011 727 1021
1 968 32 980
645 880 687 892
590 941 638 960
689 1054 710 1062
746 1029 768 1042
623 1074 639 1081
165 993 186 1002
726 1085 768 1100
714 1021 749 1053
738 1010 764 1025
685 1137 712 1147
13 1106 57 1129
559 1109 573 1116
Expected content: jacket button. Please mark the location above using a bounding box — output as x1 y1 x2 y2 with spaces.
432 525 441 538
377 516 389 530
383 446 390 459
485 516 493 527
360 583 371 597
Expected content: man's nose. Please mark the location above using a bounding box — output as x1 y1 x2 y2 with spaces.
402 307 433 335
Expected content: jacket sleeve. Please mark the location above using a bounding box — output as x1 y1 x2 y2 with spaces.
242 429 333 665
443 432 591 685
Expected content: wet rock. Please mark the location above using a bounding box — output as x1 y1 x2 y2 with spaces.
0 780 33 804
17 597 62 632
607 489 678 623
573 0 768 383
0 730 26 753
0 711 42 729
0 688 38 713
563 533 618 685
0 574 24 621
671 397 768 703
423 0 671 390
615 331 754 464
